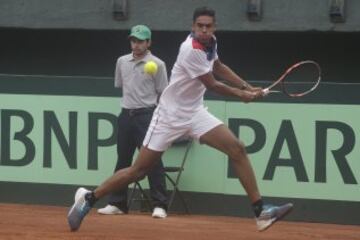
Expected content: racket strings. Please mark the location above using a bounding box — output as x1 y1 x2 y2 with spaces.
281 62 321 97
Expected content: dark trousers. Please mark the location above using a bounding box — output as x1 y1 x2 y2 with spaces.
108 107 168 212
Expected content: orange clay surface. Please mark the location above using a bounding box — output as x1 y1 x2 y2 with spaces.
0 203 359 240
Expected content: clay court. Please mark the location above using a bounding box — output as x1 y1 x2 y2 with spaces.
0 203 358 240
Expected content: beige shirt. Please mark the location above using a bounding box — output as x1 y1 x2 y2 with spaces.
115 51 168 109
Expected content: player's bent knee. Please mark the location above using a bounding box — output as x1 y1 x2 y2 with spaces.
237 140 247 153
227 141 247 158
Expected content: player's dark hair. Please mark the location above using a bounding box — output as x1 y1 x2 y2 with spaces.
193 6 216 23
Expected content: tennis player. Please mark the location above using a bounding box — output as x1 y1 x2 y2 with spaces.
68 6 293 232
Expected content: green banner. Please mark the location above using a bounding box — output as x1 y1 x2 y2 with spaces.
224 102 360 201
1 94 359 202
0 94 120 185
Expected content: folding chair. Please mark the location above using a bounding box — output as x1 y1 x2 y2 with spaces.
164 138 192 213
127 138 193 213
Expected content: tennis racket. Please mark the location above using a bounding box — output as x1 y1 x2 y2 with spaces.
262 60 321 97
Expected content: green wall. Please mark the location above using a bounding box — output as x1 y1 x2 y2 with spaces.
1 92 359 202
1 75 360 224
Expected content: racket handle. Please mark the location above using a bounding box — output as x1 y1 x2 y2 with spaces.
262 88 269 96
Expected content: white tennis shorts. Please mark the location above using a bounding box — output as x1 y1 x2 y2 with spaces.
143 106 223 151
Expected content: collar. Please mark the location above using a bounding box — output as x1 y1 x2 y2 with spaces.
190 32 217 61
129 50 152 62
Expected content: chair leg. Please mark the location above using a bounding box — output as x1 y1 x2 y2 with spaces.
165 173 190 214
127 182 137 210
137 183 153 211
165 174 176 210
128 182 152 212
174 187 190 214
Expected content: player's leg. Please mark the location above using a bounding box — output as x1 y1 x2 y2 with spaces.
95 146 163 198
192 109 293 231
68 107 183 231
189 108 260 202
200 124 261 202
67 146 163 231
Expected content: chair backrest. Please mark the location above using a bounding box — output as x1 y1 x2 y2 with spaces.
174 138 192 170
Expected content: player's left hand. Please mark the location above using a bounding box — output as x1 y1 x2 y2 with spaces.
248 87 265 98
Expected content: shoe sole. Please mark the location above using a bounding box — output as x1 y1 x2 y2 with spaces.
258 203 293 232
68 202 81 231
152 214 167 219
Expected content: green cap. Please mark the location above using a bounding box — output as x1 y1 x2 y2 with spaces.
129 25 151 40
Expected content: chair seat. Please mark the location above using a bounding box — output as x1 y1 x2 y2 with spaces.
164 166 183 172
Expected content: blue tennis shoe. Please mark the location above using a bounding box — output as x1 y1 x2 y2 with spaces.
67 187 92 231
256 203 293 231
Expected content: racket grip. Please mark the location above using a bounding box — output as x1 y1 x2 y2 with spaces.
262 88 269 95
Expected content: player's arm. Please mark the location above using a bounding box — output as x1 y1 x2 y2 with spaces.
213 59 259 91
198 72 261 103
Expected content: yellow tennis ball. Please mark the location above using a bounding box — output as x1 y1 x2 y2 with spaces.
144 61 158 75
